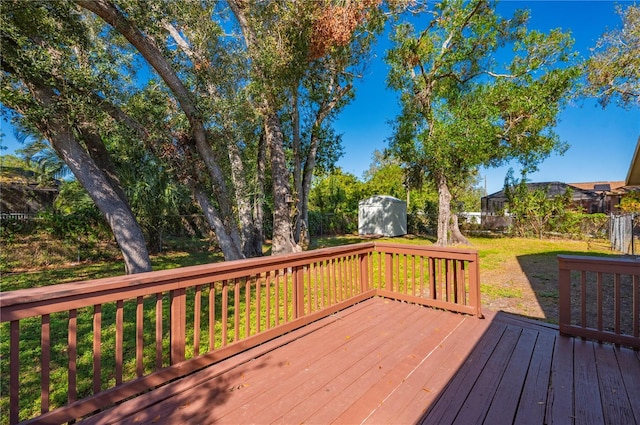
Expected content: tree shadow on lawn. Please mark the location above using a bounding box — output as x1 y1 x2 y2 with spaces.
516 250 628 326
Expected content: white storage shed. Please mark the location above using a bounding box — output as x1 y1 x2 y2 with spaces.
358 195 407 237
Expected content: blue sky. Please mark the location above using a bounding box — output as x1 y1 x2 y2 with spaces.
1 1 639 196
333 0 640 194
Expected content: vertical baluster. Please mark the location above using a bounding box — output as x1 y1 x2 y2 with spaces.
116 300 123 384
284 269 290 322
385 253 393 292
256 275 262 334
306 265 312 314
633 274 639 338
275 271 280 326
209 284 216 351
360 252 369 293
68 309 77 404
419 256 424 297
597 273 603 332
377 251 382 290
194 286 201 357
222 280 228 346
332 258 338 304
581 271 587 328
313 263 319 311
337 258 343 301
136 296 144 376
411 256 416 297
403 255 408 295
614 273 621 335
265 272 272 329
458 261 466 305
320 261 326 309
245 277 251 338
234 278 240 342
429 257 436 300
155 293 163 370
41 314 50 414
10 320 19 425
632 274 640 338
92 305 101 394
347 256 353 298
170 289 187 364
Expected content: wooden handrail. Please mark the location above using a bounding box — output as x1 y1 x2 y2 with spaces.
0 242 481 424
558 254 640 348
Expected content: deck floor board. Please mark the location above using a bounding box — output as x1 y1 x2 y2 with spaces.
88 298 640 425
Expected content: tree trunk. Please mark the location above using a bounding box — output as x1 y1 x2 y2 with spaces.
28 84 151 274
292 89 303 244
192 185 244 260
227 137 262 258
252 132 267 254
264 110 300 255
436 174 452 246
78 0 245 260
449 213 471 245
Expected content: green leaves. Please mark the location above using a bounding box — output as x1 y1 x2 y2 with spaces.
386 0 578 244
584 4 640 108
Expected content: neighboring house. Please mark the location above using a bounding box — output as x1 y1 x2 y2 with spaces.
479 181 635 229
0 182 59 218
567 181 630 213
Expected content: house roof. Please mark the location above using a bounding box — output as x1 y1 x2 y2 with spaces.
482 181 599 201
627 135 640 185
568 181 626 193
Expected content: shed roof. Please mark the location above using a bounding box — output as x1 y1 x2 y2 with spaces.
359 195 405 205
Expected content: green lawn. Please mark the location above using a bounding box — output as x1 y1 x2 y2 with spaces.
0 234 616 423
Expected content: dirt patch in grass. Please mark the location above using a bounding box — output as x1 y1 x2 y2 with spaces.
471 237 616 324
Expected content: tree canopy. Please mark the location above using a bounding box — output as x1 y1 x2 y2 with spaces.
1 0 392 267
386 0 579 245
584 4 640 109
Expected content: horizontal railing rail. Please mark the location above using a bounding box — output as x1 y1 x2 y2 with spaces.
558 255 640 349
0 242 481 424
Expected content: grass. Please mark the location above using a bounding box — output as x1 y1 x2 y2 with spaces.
0 233 619 423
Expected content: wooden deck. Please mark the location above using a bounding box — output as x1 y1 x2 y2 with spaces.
81 297 640 425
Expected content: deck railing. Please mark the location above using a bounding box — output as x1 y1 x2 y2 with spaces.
558 255 640 349
0 242 480 424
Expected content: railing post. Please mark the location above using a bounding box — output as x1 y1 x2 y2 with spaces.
558 257 571 335
170 288 186 364
468 254 483 318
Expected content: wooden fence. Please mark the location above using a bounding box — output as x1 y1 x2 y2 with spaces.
558 254 640 349
0 242 481 424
